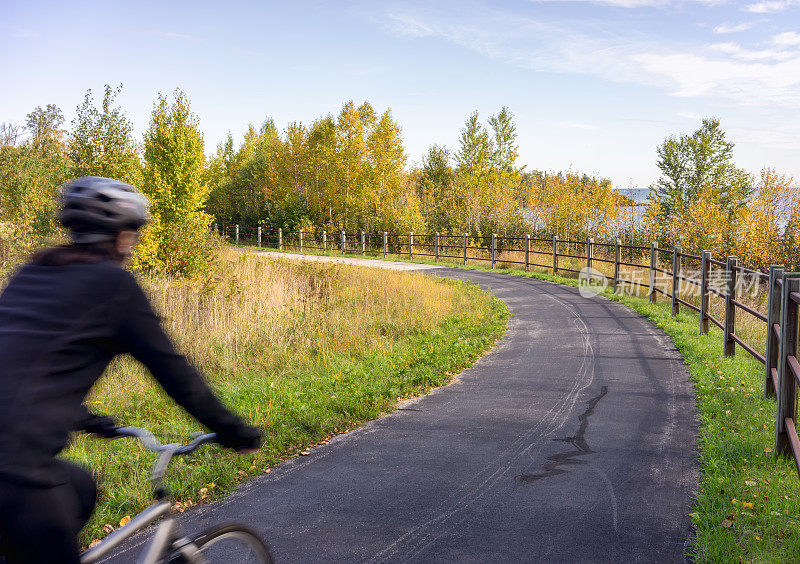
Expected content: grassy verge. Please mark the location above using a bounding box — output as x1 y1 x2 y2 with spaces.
257 245 800 562
67 249 508 545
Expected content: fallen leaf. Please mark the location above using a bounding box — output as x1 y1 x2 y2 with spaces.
103 524 114 534
722 519 733 528
745 480 757 487
89 539 102 549
301 450 311 455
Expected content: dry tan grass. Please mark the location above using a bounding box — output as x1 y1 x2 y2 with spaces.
90 247 460 402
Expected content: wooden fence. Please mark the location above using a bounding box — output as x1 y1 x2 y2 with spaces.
219 224 800 476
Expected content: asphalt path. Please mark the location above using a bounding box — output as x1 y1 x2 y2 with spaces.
104 261 699 563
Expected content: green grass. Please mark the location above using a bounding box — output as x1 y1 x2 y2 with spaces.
67 254 508 546
254 243 800 562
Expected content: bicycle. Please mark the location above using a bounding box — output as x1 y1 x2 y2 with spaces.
79 426 273 564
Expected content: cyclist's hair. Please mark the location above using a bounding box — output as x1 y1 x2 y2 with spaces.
32 241 123 266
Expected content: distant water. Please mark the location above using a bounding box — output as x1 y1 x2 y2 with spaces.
615 187 650 204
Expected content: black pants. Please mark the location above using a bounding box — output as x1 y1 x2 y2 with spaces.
0 460 97 564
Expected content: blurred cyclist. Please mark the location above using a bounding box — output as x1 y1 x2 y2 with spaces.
0 176 262 563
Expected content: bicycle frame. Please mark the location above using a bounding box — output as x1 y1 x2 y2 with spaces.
80 500 172 563
79 427 218 564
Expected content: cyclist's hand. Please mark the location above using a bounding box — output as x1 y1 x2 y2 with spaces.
82 413 120 439
218 424 263 452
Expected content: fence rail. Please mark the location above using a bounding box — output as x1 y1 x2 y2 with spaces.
218 223 800 479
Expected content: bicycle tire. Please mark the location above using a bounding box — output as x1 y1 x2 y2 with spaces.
171 524 274 564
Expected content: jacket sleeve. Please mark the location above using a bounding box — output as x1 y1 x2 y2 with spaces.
116 274 260 450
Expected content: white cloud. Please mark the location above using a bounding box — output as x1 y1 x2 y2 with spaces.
773 31 800 46
385 12 435 37
382 5 800 109
679 111 703 119
729 127 800 149
713 22 756 34
631 51 800 107
710 41 794 61
745 0 800 12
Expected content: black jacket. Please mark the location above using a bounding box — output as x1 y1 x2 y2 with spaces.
0 260 259 486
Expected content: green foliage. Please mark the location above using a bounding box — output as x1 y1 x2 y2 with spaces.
132 90 215 278
0 105 71 273
454 107 525 238
205 100 415 234
417 145 458 233
69 85 141 185
651 118 753 223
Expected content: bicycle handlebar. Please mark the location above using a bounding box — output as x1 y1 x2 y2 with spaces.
114 426 218 455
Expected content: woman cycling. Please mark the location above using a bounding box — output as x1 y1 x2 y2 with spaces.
0 176 262 563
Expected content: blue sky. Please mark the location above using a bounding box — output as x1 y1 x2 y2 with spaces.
2 0 799 190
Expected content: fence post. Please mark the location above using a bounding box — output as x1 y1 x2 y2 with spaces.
649 242 657 303
765 265 785 397
586 237 593 272
775 273 800 457
613 239 620 291
299 229 304 254
491 233 496 269
435 232 440 263
257 226 262 248
361 231 365 255
383 232 387 259
524 234 530 272
322 230 327 254
700 251 710 334
409 232 413 261
463 234 467 265
235 224 239 244
552 235 558 275
340 230 345 254
723 256 738 357
278 228 283 251
671 245 681 316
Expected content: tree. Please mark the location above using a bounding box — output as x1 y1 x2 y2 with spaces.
452 108 524 237
417 145 457 232
0 123 22 147
650 118 753 221
367 109 406 232
69 85 141 185
0 105 70 269
334 101 369 229
132 90 214 277
25 105 65 150
455 111 493 235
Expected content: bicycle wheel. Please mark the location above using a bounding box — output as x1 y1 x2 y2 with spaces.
172 524 273 564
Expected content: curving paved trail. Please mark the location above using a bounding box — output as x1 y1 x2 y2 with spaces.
105 260 699 563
